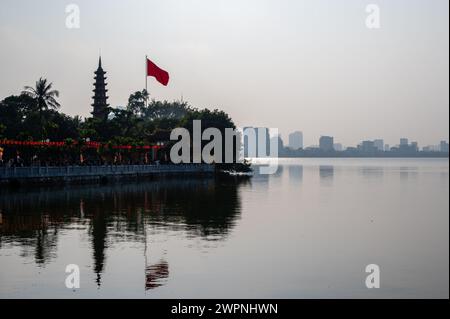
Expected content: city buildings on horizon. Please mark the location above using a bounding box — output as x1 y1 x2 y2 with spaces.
319 136 334 152
242 127 449 157
288 131 303 150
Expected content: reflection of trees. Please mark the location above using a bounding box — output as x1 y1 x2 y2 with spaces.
143 181 242 239
0 177 243 285
0 212 59 265
34 227 59 265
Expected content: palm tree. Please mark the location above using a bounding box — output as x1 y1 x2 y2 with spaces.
22 77 60 139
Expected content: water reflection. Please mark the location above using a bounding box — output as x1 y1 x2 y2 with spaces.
360 167 384 178
399 167 419 180
273 164 284 177
0 177 245 289
289 165 303 184
319 165 334 186
145 260 169 290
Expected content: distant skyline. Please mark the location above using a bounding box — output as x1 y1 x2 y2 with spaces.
0 0 448 147
242 127 447 151
278 131 447 150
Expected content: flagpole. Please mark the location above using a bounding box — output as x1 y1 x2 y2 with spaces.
145 55 148 92
143 210 148 292
145 55 148 107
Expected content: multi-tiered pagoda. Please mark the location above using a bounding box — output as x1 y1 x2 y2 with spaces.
91 57 109 121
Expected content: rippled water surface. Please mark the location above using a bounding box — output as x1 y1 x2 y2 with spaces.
0 158 448 298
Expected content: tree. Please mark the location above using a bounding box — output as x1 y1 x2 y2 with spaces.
0 94 36 139
180 108 241 166
22 77 60 139
43 110 82 141
127 89 149 116
142 100 191 121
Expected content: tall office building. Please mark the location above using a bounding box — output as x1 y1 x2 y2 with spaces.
257 127 271 156
400 138 409 146
440 141 449 153
243 127 271 157
270 133 284 155
288 131 303 150
243 127 252 157
319 136 334 152
360 140 377 153
374 139 384 151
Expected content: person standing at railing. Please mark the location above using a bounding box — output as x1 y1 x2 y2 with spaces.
13 152 24 167
31 154 39 167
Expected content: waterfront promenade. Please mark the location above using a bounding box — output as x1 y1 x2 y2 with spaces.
0 164 215 185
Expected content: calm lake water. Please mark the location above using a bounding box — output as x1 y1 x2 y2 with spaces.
0 158 448 298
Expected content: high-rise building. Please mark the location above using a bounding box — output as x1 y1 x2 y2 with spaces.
288 131 303 150
374 139 384 151
424 145 440 152
384 144 390 151
359 140 377 153
400 138 409 146
270 133 284 155
319 136 334 152
440 141 449 153
333 143 343 151
243 127 271 157
91 57 109 121
257 127 271 156
243 127 252 157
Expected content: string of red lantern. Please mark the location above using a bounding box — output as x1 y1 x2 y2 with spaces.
0 139 162 150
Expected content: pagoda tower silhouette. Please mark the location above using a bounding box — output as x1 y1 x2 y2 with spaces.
91 56 109 121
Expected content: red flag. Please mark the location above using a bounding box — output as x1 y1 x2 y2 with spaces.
147 58 169 86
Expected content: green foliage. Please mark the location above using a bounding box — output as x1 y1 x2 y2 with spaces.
0 79 241 164
180 108 235 131
22 78 60 112
127 89 148 115
0 123 5 138
143 99 191 121
21 77 61 139
0 94 41 140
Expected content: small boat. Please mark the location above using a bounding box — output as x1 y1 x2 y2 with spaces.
220 170 254 177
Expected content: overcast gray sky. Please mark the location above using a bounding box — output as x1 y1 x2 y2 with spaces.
0 0 448 147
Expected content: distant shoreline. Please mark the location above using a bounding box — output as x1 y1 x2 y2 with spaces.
276 154 449 158
246 155 449 160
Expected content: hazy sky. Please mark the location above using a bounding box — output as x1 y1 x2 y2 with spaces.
0 0 448 147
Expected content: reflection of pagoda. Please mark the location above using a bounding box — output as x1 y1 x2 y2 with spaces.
91 209 107 287
91 56 109 121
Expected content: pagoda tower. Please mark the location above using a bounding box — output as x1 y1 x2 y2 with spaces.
91 56 109 121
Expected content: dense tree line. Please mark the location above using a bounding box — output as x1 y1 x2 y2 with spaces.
0 78 248 171
0 78 233 143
